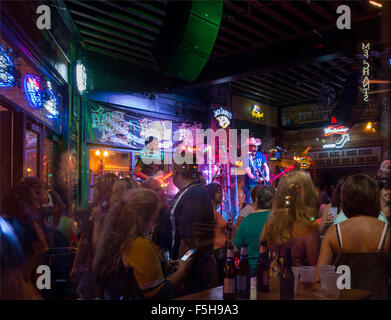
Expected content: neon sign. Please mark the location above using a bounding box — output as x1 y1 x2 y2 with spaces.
323 125 349 136
44 81 59 119
323 124 350 149
294 156 313 169
213 107 232 129
0 44 16 87
24 74 44 109
362 42 370 102
251 105 264 119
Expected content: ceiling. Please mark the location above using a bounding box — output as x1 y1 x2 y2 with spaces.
57 0 389 107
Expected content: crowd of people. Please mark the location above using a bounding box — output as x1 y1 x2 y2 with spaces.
1 158 391 300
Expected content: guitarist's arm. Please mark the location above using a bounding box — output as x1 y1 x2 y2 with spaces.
263 162 270 182
133 161 151 181
245 167 256 181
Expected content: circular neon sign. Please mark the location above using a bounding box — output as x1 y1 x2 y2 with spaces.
24 74 44 109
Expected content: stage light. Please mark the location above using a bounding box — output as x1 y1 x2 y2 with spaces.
366 122 372 130
103 150 109 157
369 1 382 8
95 150 101 156
27 168 31 172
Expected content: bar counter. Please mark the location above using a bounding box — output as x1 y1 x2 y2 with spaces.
176 277 371 300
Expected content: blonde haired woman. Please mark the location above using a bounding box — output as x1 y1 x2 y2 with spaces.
93 188 193 299
259 170 320 266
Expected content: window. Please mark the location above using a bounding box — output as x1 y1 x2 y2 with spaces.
25 130 38 177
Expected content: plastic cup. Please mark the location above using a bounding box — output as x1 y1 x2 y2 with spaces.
324 271 340 297
299 266 316 290
292 267 300 295
319 265 336 289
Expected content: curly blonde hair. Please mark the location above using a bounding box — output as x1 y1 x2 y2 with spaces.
265 170 319 245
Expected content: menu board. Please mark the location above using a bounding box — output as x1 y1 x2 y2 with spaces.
307 146 382 168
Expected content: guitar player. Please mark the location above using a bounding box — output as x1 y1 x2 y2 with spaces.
243 137 270 205
133 136 164 181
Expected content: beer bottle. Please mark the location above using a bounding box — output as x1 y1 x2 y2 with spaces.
257 241 270 293
236 243 251 299
226 219 232 241
223 242 236 300
279 247 294 300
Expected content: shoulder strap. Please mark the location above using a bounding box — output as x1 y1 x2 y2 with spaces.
336 224 343 249
377 223 389 251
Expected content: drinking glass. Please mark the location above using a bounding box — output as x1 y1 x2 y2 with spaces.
299 266 315 290
292 267 300 295
324 271 340 297
319 265 336 289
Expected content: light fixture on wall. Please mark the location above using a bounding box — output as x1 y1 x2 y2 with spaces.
76 62 87 94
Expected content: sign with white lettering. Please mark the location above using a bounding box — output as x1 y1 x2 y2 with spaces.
362 42 370 103
213 107 232 129
308 146 382 168
85 100 201 149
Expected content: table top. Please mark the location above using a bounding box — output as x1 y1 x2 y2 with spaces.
176 277 371 300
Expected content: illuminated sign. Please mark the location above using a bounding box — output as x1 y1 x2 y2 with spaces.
24 74 44 109
44 81 59 118
251 105 264 119
362 42 370 102
323 125 349 136
322 124 350 150
213 107 232 129
0 44 16 87
294 156 313 169
76 63 87 93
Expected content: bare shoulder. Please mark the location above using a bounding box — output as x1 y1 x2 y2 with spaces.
292 222 320 237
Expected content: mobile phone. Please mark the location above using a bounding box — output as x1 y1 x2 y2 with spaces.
328 207 338 220
181 249 196 261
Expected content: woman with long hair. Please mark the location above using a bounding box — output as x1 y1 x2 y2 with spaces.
260 170 320 267
93 188 193 299
70 173 117 299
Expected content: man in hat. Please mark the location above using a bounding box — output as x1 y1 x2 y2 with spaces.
133 136 163 181
378 160 391 181
243 137 270 205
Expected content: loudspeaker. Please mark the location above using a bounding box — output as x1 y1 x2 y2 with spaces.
151 0 223 82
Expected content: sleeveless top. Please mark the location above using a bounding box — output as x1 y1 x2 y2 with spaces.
334 223 389 300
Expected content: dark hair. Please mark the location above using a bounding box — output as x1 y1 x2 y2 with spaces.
331 176 348 212
378 179 391 190
2 185 37 222
342 173 380 218
251 185 261 203
206 182 222 201
256 186 275 210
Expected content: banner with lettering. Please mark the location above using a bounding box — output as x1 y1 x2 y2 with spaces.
85 100 202 149
307 146 382 168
